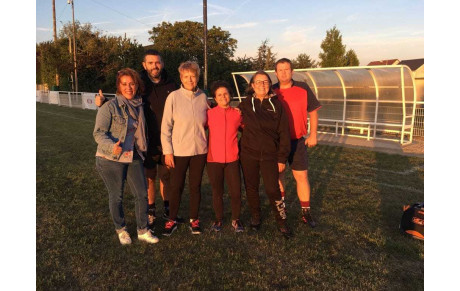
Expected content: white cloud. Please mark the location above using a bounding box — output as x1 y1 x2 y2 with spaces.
37 27 51 32
282 25 316 46
267 19 288 24
346 14 358 22
92 21 111 26
224 22 258 29
207 3 234 15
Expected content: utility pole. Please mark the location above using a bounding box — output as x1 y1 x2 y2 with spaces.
69 0 78 92
203 0 208 90
52 0 59 88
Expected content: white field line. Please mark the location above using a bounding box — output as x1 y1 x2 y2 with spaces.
37 110 94 123
362 165 424 175
310 169 423 194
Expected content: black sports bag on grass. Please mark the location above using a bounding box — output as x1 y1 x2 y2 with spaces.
399 202 424 240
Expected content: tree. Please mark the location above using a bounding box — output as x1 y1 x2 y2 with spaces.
293 53 317 69
319 25 360 68
319 25 346 68
37 22 143 92
147 21 238 88
253 39 277 70
344 49 360 66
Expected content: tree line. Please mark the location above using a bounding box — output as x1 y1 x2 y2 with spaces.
36 21 359 93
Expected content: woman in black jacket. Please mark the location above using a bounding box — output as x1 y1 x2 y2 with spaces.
238 70 292 238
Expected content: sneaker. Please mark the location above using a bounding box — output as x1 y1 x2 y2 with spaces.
249 217 261 231
163 220 178 236
232 219 244 233
138 230 160 244
301 208 317 228
279 224 294 239
117 229 132 245
162 212 185 224
210 221 223 232
148 209 156 229
189 219 202 235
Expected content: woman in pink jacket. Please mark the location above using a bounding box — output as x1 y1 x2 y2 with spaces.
206 81 244 232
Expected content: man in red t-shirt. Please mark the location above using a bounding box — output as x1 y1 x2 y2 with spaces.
273 58 321 228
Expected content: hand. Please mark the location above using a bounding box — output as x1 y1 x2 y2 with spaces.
112 140 122 155
165 154 175 168
95 89 105 107
278 163 286 173
305 135 317 148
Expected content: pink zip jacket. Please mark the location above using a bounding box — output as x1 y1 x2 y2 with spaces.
207 106 242 163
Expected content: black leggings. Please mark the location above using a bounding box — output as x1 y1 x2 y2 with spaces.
207 160 242 221
240 154 287 226
168 154 207 221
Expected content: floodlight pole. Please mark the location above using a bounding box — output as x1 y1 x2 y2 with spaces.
52 0 59 88
69 0 78 92
203 0 208 90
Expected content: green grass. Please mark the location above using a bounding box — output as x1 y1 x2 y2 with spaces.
36 103 424 290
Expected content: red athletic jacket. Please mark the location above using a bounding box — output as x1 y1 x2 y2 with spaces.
207 106 242 163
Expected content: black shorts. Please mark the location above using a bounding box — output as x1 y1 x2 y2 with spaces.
144 152 163 169
287 137 309 171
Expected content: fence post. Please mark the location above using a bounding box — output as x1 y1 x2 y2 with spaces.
81 92 85 109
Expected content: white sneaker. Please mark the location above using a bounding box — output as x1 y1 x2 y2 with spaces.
117 230 132 245
138 230 160 244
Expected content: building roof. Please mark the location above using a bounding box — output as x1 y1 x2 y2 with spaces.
367 59 400 66
399 59 424 71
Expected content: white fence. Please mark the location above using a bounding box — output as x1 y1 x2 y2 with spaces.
36 91 116 110
37 88 425 139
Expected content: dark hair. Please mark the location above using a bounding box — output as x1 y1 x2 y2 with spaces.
144 49 163 63
210 80 233 99
246 70 274 97
275 58 293 71
116 68 144 96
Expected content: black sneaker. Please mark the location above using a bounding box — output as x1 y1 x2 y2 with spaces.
279 224 294 239
232 219 244 233
210 221 223 232
249 217 261 231
189 219 202 235
301 208 317 228
162 212 185 224
162 220 177 236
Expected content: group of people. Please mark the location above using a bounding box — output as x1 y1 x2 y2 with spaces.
93 49 321 245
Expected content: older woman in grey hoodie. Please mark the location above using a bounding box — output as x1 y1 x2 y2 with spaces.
161 61 210 236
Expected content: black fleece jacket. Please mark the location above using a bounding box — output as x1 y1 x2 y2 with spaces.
238 95 291 163
140 69 178 155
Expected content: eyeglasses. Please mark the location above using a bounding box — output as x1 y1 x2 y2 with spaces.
254 80 270 86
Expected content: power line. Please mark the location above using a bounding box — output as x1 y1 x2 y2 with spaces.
57 3 68 23
88 0 152 28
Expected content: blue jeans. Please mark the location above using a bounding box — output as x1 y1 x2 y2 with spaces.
96 156 148 231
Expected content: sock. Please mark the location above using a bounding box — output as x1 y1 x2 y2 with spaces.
164 200 170 216
300 201 310 209
148 203 156 215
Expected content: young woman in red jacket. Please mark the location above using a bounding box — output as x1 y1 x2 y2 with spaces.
206 81 244 232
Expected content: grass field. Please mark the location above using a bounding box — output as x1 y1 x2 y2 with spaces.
36 102 424 290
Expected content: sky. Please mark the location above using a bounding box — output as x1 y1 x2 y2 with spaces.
36 0 424 65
